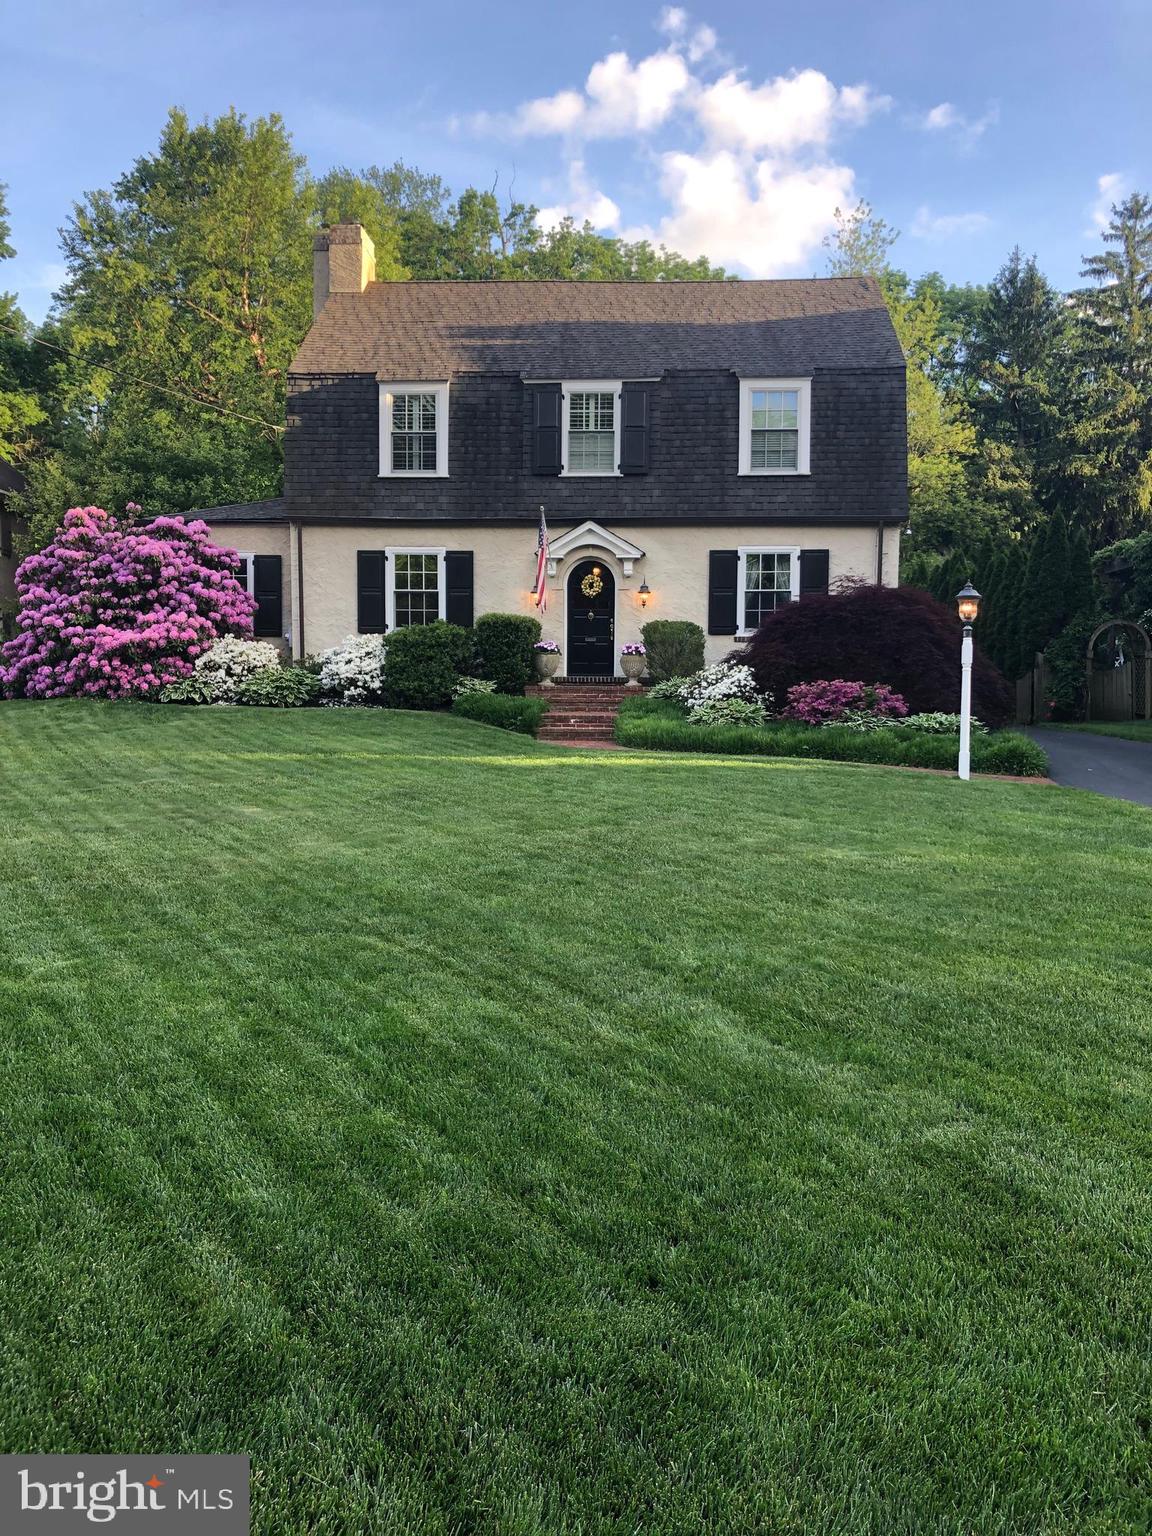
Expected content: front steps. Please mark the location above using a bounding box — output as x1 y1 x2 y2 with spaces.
527 680 633 746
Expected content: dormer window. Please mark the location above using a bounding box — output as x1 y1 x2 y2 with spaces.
561 381 622 476
738 378 811 475
379 382 449 477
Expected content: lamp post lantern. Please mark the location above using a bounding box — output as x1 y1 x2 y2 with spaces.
956 581 982 780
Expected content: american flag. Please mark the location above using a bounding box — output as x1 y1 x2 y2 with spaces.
534 507 549 612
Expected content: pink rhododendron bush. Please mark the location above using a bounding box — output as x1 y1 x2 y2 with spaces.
0 506 256 700
781 679 909 727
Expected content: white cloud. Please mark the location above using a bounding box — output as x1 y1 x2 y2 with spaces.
491 48 692 140
623 149 854 274
536 161 622 232
696 68 889 153
1086 172 1126 235
467 9 890 275
910 205 990 240
920 100 998 145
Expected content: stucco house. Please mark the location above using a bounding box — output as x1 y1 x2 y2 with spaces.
199 222 907 674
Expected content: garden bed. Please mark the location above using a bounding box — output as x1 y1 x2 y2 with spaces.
614 695 1050 777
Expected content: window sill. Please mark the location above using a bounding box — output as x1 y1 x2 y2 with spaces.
560 470 623 478
377 471 449 479
737 469 811 477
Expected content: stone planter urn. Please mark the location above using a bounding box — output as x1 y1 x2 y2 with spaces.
534 649 561 687
620 652 646 687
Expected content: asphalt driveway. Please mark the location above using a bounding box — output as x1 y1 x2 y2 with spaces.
1027 727 1152 807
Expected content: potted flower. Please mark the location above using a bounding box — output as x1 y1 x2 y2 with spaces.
533 638 562 686
620 642 646 687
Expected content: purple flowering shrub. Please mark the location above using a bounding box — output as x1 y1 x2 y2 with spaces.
781 679 908 726
0 506 255 699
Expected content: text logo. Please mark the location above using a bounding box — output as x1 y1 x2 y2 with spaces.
1 1456 249 1531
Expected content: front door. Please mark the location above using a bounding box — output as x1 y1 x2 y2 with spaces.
566 559 615 676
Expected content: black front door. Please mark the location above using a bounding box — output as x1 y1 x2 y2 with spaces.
566 560 615 676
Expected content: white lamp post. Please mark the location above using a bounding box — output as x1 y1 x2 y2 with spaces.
956 581 982 781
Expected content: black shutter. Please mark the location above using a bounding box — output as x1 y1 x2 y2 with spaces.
708 550 739 635
799 549 830 598
444 551 474 627
619 384 651 474
252 555 283 638
357 550 387 633
530 383 563 475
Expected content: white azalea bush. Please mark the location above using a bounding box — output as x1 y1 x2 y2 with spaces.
191 637 282 701
319 634 387 705
679 662 763 710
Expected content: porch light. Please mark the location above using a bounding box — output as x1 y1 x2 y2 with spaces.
956 582 981 624
638 581 651 609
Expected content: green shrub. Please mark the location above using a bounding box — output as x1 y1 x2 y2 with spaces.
160 675 218 705
971 732 1050 777
383 623 473 709
612 698 1048 776
641 620 705 682
233 667 321 708
474 613 542 694
451 692 547 735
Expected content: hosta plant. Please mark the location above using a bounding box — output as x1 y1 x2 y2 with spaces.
901 712 988 735
687 697 769 728
233 667 320 708
453 677 498 698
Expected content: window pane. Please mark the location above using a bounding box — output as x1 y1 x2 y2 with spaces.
569 391 615 472
751 429 798 470
744 551 793 628
391 392 438 471
393 552 440 626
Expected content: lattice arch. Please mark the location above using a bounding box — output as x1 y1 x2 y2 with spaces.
1085 620 1152 721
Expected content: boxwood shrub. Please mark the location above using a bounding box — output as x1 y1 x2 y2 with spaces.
641 619 705 682
384 622 473 709
613 699 1048 776
474 613 542 694
451 692 547 735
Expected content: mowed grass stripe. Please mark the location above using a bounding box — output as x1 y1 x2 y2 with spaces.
0 700 1149 1534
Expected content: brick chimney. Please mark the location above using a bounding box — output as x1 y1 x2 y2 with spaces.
312 222 376 319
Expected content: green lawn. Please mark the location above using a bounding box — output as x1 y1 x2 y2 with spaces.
1055 719 1152 742
2 701 1150 1535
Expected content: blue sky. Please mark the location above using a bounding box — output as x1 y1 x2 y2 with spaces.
3 0 1148 319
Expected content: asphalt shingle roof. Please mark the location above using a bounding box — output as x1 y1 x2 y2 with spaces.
291 277 903 378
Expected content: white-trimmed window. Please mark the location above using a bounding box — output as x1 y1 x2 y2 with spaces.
386 547 446 629
379 383 449 477
738 546 800 634
738 378 811 475
234 552 256 596
562 381 621 476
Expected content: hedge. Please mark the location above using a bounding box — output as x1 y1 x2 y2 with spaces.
613 700 1048 777
451 692 547 735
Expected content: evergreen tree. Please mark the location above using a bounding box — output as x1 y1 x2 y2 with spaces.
1018 514 1072 664
1064 194 1152 540
1064 523 1096 621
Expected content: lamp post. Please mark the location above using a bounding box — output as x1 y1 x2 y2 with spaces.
956 581 982 781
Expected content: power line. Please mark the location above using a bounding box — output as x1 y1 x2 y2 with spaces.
0 321 285 434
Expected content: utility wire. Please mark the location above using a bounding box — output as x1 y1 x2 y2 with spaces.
0 320 285 434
